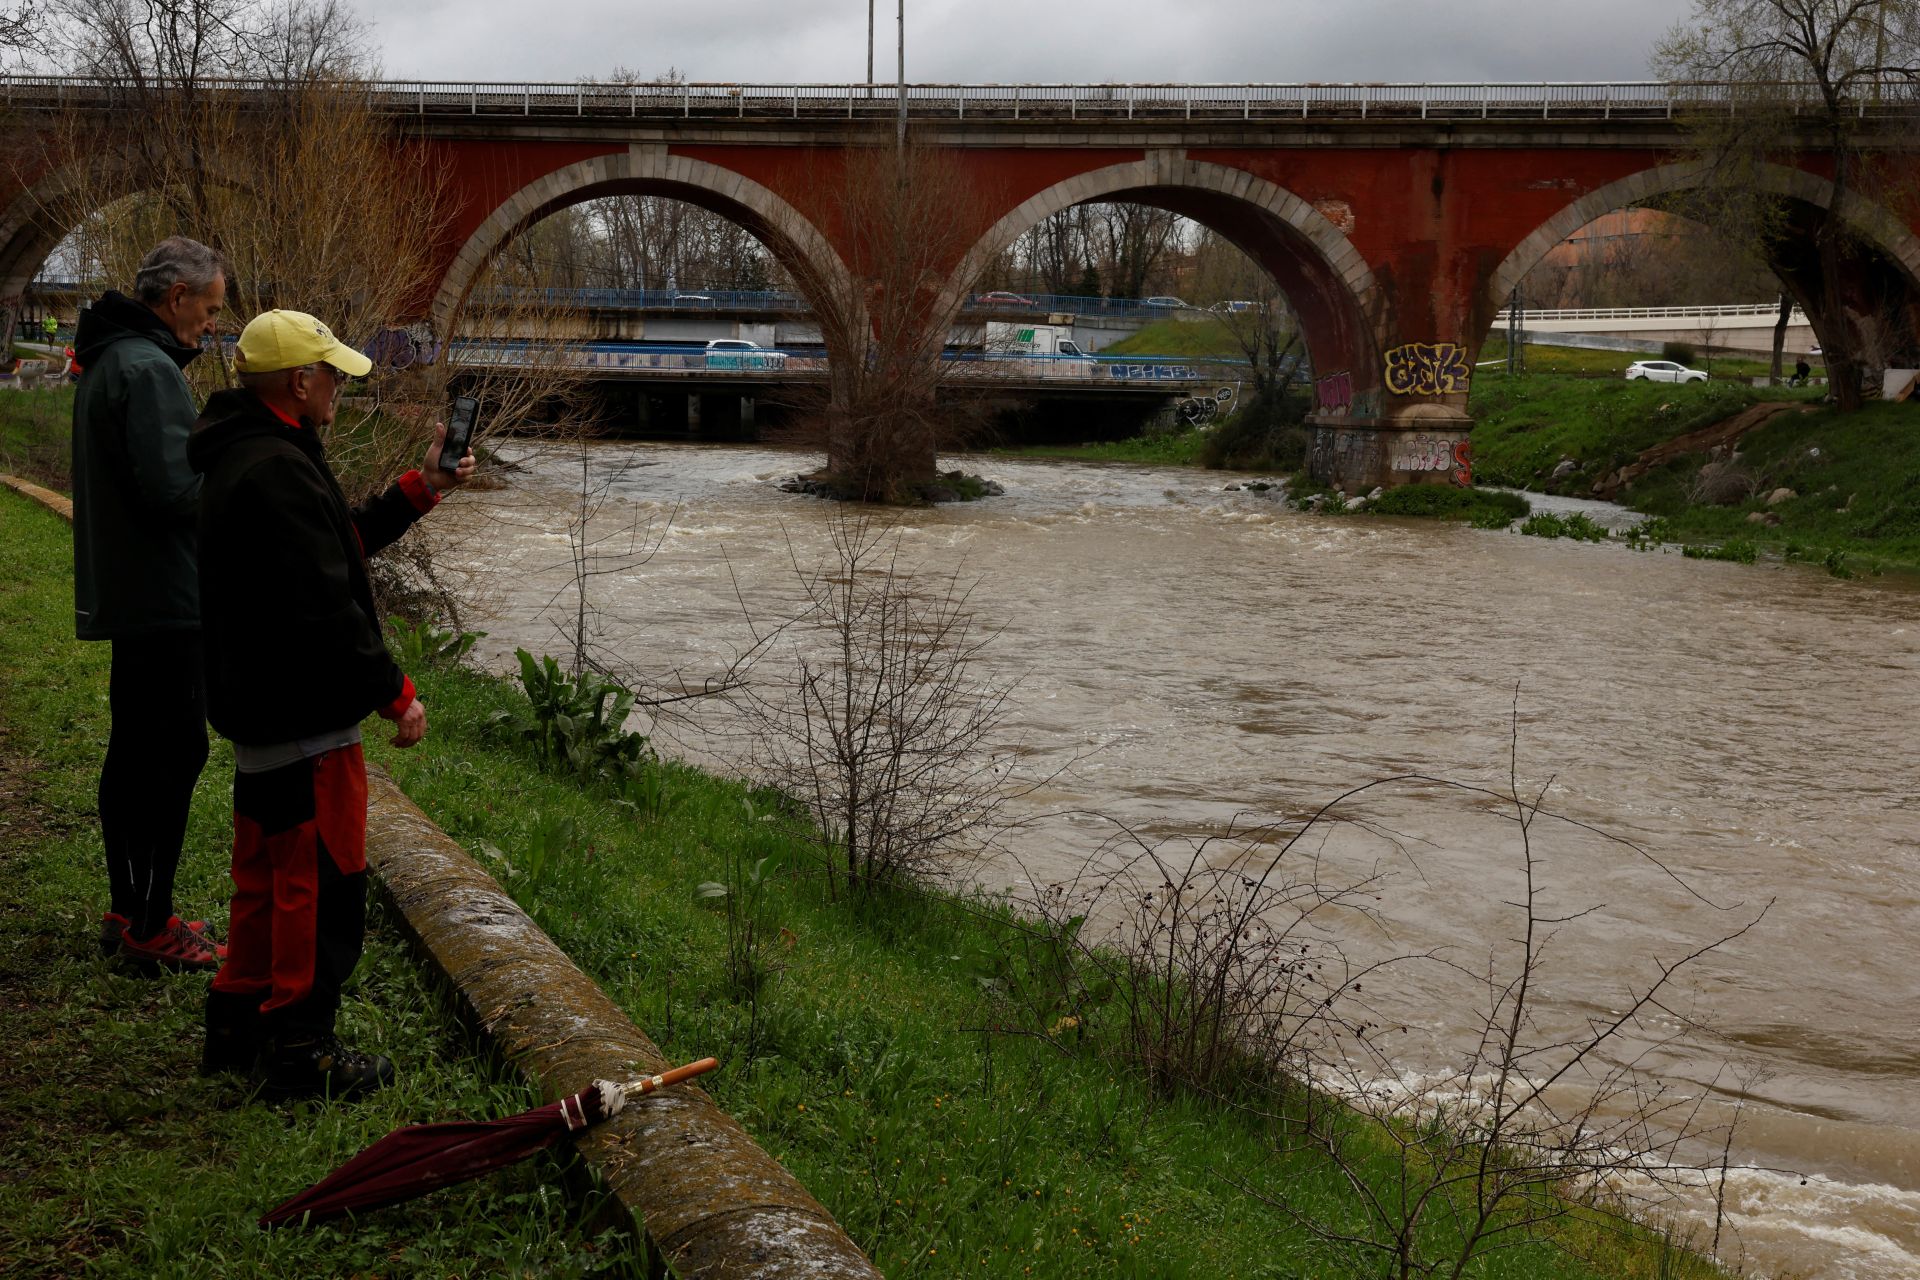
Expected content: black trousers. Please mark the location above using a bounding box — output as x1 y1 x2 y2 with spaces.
99 631 210 939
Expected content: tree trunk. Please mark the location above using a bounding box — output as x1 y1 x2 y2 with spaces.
1769 292 1791 385
1820 128 1863 412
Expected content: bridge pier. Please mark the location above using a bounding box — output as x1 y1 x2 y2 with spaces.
1306 410 1475 493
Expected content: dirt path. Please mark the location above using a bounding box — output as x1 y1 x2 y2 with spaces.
1594 400 1812 497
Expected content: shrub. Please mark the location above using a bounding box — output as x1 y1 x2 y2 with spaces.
1519 511 1609 541
1681 539 1759 564
1368 485 1530 524
1199 390 1310 470
1661 341 1698 366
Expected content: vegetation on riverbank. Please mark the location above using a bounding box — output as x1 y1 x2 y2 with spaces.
0 490 624 1278
0 384 74 488
0 484 1731 1280
1471 369 1919 575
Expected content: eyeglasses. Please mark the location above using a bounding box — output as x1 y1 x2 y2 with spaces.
303 363 349 397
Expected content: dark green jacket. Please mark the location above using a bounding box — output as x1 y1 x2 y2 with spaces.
71 291 205 640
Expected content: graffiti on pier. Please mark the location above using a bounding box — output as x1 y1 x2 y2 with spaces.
1309 427 1383 483
1383 342 1470 396
1316 370 1352 415
1389 434 1474 487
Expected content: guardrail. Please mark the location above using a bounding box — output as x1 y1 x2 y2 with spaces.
5 76 1916 123
1494 302 1809 322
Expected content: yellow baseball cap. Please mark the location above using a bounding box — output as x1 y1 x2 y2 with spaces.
235 309 373 377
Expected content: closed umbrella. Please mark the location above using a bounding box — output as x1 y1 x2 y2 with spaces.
261 1057 719 1228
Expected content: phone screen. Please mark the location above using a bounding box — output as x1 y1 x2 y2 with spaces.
444 396 478 459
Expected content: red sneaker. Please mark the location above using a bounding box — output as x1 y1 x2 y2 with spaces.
120 916 223 972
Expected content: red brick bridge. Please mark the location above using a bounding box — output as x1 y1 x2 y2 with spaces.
5 79 1915 489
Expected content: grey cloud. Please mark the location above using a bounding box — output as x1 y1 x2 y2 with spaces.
352 0 1678 84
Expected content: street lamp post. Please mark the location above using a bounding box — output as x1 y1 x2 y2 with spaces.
896 0 906 150
866 1 874 97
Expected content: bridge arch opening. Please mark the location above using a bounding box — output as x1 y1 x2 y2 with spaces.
1488 161 1920 373
432 151 854 346
950 157 1386 423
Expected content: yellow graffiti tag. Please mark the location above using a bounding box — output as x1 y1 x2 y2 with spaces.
1383 342 1471 396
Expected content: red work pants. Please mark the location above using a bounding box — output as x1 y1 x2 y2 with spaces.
209 746 369 1040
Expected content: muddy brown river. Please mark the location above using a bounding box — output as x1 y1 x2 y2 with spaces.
445 441 1920 1279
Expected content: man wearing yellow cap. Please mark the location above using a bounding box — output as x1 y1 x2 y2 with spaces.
187 309 475 1100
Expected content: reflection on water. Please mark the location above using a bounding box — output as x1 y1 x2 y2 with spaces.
444 440 1920 1279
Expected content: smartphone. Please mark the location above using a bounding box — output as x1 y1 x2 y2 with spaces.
443 396 479 461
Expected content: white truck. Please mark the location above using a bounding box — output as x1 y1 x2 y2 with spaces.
984 321 1094 361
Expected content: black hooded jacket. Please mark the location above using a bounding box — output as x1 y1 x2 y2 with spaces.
70 290 205 639
187 388 435 746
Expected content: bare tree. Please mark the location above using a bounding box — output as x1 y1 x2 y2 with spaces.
1654 0 1920 409
781 139 998 502
737 515 1037 898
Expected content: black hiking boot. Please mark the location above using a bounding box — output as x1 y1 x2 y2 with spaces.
254 1034 395 1101
201 987 265 1076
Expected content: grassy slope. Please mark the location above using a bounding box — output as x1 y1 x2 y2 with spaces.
0 384 74 487
0 491 625 1279
372 660 1722 1280
1469 364 1920 573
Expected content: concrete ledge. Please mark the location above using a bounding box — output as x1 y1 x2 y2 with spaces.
0 474 72 521
364 770 882 1279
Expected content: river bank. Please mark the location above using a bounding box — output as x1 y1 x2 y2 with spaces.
0 489 626 1277
996 346 1917 576
0 479 1725 1279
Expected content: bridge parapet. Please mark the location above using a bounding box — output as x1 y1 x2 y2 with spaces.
6 76 1918 125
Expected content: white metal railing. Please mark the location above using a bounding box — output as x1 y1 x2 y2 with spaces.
1495 302 1810 322
3 76 1915 123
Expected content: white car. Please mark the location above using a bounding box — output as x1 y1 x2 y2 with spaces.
704 338 786 370
1625 360 1707 384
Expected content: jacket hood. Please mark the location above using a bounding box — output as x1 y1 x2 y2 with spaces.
74 290 204 369
188 387 313 476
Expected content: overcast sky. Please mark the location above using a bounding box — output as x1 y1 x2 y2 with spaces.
350 1 1681 85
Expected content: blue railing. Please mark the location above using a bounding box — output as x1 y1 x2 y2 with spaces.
473 285 1220 321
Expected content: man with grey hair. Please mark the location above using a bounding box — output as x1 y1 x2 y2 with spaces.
71 235 229 973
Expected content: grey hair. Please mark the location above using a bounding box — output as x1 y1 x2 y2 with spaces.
133 237 228 304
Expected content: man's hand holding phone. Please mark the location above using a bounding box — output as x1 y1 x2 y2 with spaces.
423 396 479 491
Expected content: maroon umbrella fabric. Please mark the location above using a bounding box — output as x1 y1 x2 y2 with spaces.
261 1058 719 1228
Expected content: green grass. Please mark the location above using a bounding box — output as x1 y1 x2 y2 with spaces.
992 426 1211 466
1366 484 1531 527
1624 399 1920 575
0 489 631 1279
1466 370 1814 491
0 383 74 487
1100 318 1249 360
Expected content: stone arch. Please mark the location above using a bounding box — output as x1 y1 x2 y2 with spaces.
0 155 250 298
1490 159 1920 304
946 153 1387 404
431 147 853 338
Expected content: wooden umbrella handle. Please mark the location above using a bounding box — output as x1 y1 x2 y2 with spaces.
629 1056 720 1097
